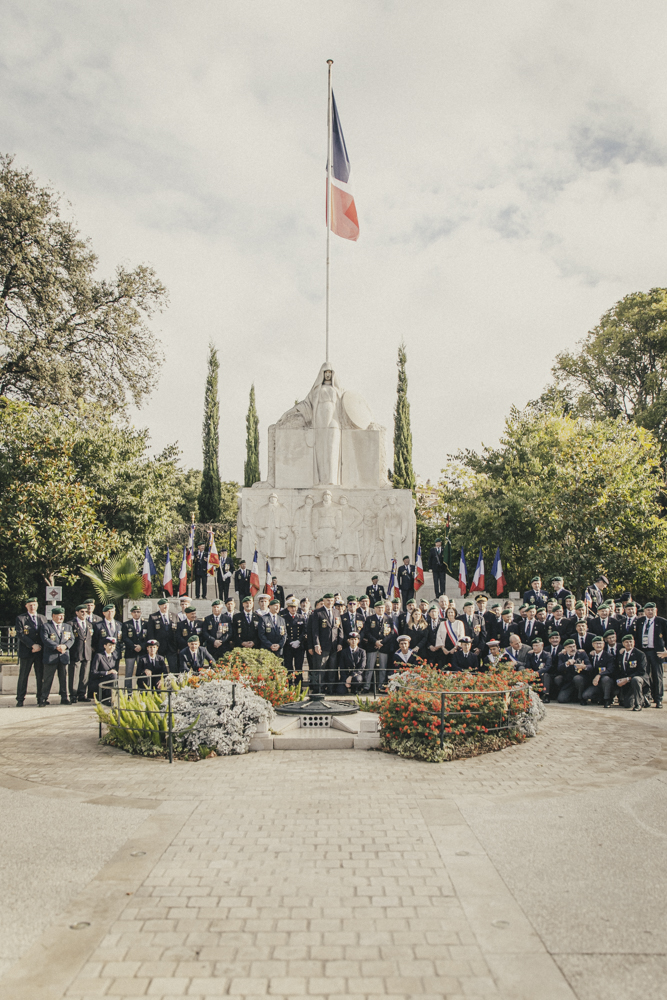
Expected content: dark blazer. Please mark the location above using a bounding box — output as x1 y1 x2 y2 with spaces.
16 612 47 657
361 613 395 654
365 583 387 604
519 619 546 645
341 609 364 643
397 564 415 593
283 611 307 648
614 647 648 682
449 649 481 672
589 616 621 640
307 607 343 654
457 612 487 640
40 620 75 666
525 650 553 674
193 549 208 578
135 653 168 678
216 556 235 591
428 546 447 572
637 616 667 654
233 610 262 647
405 620 430 654
551 587 572 604
549 616 575 639
588 649 615 677
203 613 232 656
522 588 548 608
91 651 118 677
234 568 251 598
147 611 178 656
496 620 516 647
68 616 94 662
339 646 366 682
572 630 596 655
178 647 216 672
176 617 205 651
556 649 591 683
121 617 149 658
94 618 122 656
259 614 287 654
272 585 285 609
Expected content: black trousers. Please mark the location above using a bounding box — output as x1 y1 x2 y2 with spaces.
283 645 305 682
311 650 336 693
41 660 68 702
219 576 230 602
432 570 446 599
582 675 614 703
617 675 647 708
69 659 89 701
401 588 414 611
195 574 207 598
644 649 663 704
16 654 43 704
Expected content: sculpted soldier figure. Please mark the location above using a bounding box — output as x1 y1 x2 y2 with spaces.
312 490 342 571
254 493 290 572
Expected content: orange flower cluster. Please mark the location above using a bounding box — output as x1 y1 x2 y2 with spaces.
182 649 301 708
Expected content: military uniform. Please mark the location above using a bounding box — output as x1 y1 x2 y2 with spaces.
203 612 233 658
178 645 216 673
146 608 179 670
15 608 46 706
307 604 343 694
234 566 251 600
215 554 235 602
522 586 549 608
121 613 149 691
40 615 75 705
282 609 307 683
94 617 122 665
233 609 262 648
361 612 394 692
67 611 94 702
365 582 387 604
176 616 205 651
135 650 168 690
259 613 287 655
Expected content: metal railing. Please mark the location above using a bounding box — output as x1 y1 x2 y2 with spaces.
0 626 19 660
389 685 529 748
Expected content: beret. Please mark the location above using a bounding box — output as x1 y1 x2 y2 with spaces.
406 598 417 606
357 595 368 602
187 635 200 643
51 606 64 614
347 595 357 602
435 538 442 543
391 597 401 603
269 598 280 606
211 599 223 606
531 637 544 645
75 603 88 611
323 592 334 599
185 605 196 613
552 604 562 611
130 604 141 612
374 601 385 608
157 598 169 606
551 575 563 582
25 597 38 604
242 595 253 603
548 631 560 638
591 635 604 642
603 629 617 638
491 602 500 609
563 639 576 647
429 602 439 610
531 576 541 583
103 603 116 612
644 602 657 609
501 609 512 616
575 601 585 609
371 575 379 580
622 633 634 642
625 601 636 608
463 600 473 607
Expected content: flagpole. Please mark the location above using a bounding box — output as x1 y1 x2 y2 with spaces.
325 58 333 364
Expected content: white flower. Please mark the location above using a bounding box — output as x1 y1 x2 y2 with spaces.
171 680 274 755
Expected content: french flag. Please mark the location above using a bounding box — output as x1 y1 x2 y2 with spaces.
458 548 467 596
162 547 173 596
470 549 485 593
414 544 425 592
142 547 156 597
491 547 506 597
249 550 260 597
388 559 398 599
264 561 273 597
178 547 188 597
207 532 220 576
186 524 194 569
327 92 359 241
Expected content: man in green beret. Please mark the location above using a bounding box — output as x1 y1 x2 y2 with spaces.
178 635 216 673
176 605 205 651
307 593 343 694
639 602 667 708
614 634 649 710
94 604 122 668
204 598 233 659
122 604 149 692
67 603 94 702
523 576 548 608
147 597 179 672
233 595 261 648
365 575 386 606
15 597 46 707
39 608 75 706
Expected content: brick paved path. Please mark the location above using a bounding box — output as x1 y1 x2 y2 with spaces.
1 704 666 1000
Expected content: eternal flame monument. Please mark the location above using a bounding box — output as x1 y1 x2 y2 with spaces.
237 362 416 603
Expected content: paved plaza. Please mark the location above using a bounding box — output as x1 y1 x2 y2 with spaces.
0 704 666 1000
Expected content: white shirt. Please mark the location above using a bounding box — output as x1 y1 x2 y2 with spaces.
643 619 655 648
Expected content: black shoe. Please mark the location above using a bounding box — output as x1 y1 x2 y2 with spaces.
633 705 642 712
542 695 551 703
16 702 24 707
579 698 587 706
60 699 71 705
656 701 663 709
38 701 46 707
603 701 611 708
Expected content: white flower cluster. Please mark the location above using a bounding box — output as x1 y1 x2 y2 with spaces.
387 670 423 692
511 683 546 738
171 680 274 756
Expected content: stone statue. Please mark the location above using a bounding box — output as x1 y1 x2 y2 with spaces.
360 507 377 571
254 493 290 571
293 494 316 571
377 495 407 568
337 495 362 571
311 490 342 571
276 363 345 486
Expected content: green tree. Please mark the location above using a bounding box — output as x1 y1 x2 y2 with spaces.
198 343 222 522
433 406 667 599
244 384 260 487
393 343 415 491
549 288 667 449
0 153 166 413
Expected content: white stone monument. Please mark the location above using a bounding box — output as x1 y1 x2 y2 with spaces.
237 362 416 603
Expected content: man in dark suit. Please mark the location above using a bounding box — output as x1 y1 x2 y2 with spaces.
474 595 498 639
121 604 149 692
91 637 120 702
193 543 208 599
203 598 233 659
555 639 591 703
233 595 262 648
589 603 620 640
525 638 554 700
15 597 46 707
94 604 122 667
338 632 366 693
581 635 615 706
68 603 94 702
361 601 394 692
340 596 362 645
549 576 572 605
147 598 179 672
365 576 387 606
135 639 168 690
428 539 447 599
449 635 481 672
546 631 563 667
40 607 75 706
584 575 609 613
573 619 595 655
178 635 216 673
271 578 285 610
519 606 544 645
397 557 415 611
260 598 287 655
457 601 487 641
84 600 103 626
234 561 251 601
614 635 649 710
216 549 235 602
283 597 307 684
619 602 641 644
307 593 343 694
638 602 667 708
523 576 548 608
176 606 205 651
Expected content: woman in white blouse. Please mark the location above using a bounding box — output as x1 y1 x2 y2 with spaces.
435 606 464 666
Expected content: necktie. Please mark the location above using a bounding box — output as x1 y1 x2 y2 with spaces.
135 620 140 633
31 616 36 626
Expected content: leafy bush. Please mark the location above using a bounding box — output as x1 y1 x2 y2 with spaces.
213 648 303 707
95 680 190 750
171 679 273 756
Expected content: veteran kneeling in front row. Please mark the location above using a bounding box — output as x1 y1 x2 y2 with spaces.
135 639 168 690
91 636 119 704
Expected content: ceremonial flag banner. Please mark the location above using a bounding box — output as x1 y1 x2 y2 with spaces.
414 544 425 591
388 559 398 599
250 550 260 597
458 548 467 596
327 91 359 241
470 549 485 593
491 547 506 596
264 561 273 597
178 547 188 597
142 547 156 597
186 524 194 569
207 533 220 576
162 547 173 596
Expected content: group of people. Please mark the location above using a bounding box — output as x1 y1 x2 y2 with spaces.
14 570 666 711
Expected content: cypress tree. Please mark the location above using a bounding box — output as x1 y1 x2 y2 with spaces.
393 342 416 491
244 383 261 487
198 343 222 521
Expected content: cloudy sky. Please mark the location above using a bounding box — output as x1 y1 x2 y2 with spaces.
3 0 667 483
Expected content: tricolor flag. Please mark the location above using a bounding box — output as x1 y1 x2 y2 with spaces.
142 546 156 597
186 524 195 569
327 92 359 242
414 544 425 592
264 561 273 597
470 549 485 593
249 550 260 597
207 532 220 576
388 558 399 599
162 546 173 596
458 548 467 596
491 547 506 597
178 547 188 597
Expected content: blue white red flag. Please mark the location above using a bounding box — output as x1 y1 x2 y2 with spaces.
491 547 506 597
414 544 425 592
186 524 195 569
142 546 156 597
178 547 188 597
162 547 173 596
388 559 398 599
458 548 467 596
207 532 220 576
470 549 485 593
250 550 260 597
264 561 273 597
327 92 359 241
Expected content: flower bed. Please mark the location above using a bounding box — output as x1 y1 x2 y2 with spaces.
380 664 544 762
209 648 303 708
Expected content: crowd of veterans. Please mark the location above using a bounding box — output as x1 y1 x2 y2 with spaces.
13 570 666 711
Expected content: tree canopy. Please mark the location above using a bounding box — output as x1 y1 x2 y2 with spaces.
198 343 222 522
244 384 260 487
432 406 667 598
0 154 166 413
393 342 415 491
